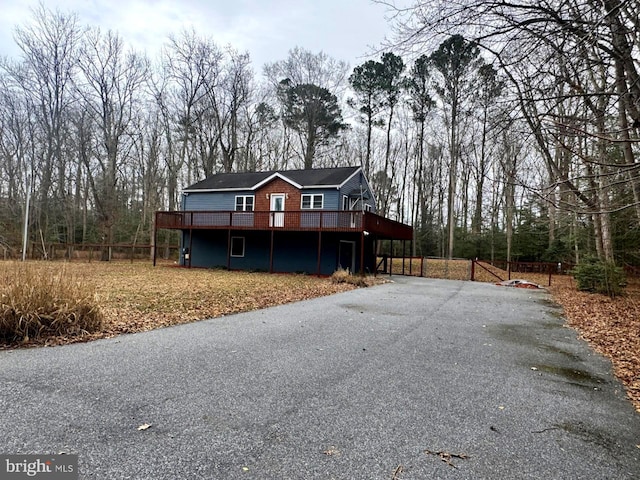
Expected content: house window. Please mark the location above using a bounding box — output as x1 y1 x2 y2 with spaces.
364 203 373 212
231 237 245 257
235 195 254 212
342 195 349 211
301 194 323 209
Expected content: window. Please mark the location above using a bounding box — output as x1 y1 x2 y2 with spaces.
364 203 373 212
301 194 323 209
235 195 254 212
342 195 349 211
230 237 245 257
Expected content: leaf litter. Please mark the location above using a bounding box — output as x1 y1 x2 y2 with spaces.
3 261 639 415
472 265 640 413
1 262 357 348
548 276 640 413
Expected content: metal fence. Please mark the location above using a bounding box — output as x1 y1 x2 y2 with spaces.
377 256 584 286
25 242 179 262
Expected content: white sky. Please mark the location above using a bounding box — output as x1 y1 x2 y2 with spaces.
0 0 397 72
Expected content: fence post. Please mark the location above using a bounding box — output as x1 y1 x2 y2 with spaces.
471 259 475 281
402 240 406 275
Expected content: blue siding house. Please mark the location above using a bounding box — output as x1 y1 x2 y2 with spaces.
154 166 413 275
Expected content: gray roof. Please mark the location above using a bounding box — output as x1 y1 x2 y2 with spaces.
184 166 361 191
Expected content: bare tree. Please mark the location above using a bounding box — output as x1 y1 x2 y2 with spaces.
385 0 640 262
76 28 148 259
4 4 81 247
264 46 349 95
205 48 254 173
429 34 484 259
160 29 222 203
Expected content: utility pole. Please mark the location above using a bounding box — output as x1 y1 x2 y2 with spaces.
22 179 31 261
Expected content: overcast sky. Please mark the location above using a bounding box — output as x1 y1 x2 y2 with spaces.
0 0 398 72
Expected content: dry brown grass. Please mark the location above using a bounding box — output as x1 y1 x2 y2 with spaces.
331 268 384 287
383 257 472 280
0 262 103 343
4 259 638 413
0 261 356 348
331 268 367 287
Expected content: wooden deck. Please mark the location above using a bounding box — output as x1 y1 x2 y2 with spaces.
155 210 413 240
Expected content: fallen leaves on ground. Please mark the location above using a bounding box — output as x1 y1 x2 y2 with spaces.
0 262 357 348
323 446 341 456
391 465 404 479
424 449 469 468
475 264 640 413
387 258 472 280
548 276 640 413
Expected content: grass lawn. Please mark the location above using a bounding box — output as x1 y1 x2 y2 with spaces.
0 261 357 347
2 259 638 412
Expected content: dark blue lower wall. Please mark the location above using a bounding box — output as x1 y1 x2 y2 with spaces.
181 229 375 275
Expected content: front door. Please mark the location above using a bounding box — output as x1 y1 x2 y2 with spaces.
270 194 285 227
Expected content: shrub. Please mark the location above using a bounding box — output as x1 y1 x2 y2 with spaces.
571 256 626 298
0 262 103 343
331 268 369 287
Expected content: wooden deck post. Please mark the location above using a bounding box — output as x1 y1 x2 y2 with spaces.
316 231 322 276
402 240 406 275
188 228 193 268
360 231 365 275
226 229 232 270
269 230 274 273
409 240 413 276
152 212 158 267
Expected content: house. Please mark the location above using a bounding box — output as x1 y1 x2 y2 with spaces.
154 166 413 275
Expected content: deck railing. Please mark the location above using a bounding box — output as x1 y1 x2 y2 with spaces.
155 210 413 239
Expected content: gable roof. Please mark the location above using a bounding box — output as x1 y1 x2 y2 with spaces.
183 166 362 192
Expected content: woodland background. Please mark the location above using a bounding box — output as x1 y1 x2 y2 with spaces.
0 1 638 266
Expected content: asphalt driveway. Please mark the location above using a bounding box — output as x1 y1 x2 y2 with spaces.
1 277 639 479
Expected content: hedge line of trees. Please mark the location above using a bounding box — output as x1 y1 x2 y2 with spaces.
0 2 638 265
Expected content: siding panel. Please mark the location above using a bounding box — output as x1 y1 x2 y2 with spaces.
184 191 253 211
339 171 376 212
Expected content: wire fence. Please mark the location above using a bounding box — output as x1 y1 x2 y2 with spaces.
377 256 473 280
376 256 585 286
22 242 180 263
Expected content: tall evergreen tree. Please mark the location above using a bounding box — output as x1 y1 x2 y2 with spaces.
406 55 435 250
348 59 386 176
277 79 347 169
429 34 484 259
